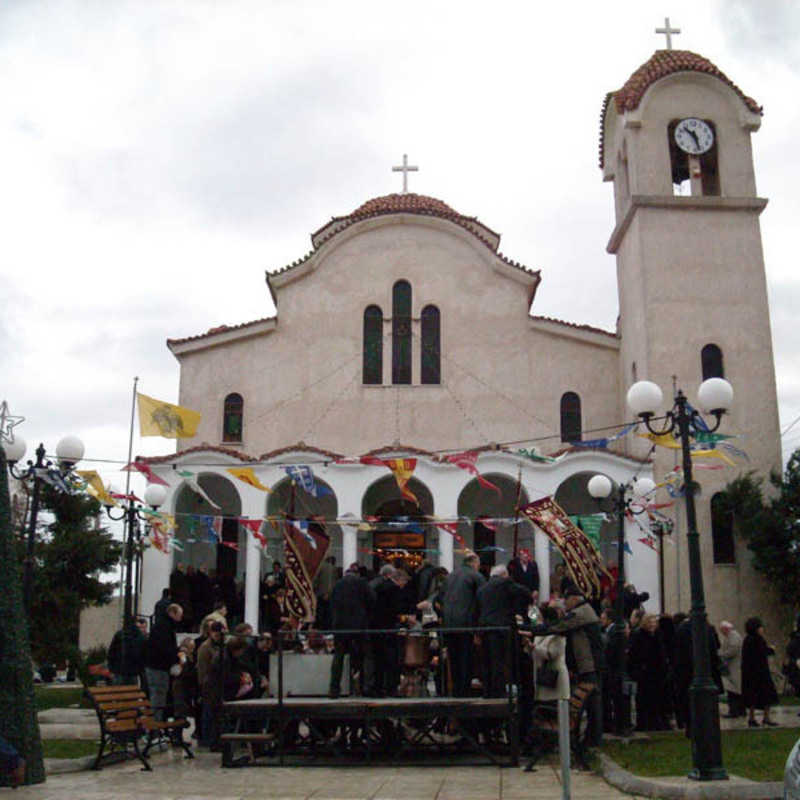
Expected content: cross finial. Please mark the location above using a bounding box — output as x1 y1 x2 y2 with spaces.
392 153 418 194
655 17 681 49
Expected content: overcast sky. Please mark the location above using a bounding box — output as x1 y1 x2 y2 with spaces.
2 0 800 504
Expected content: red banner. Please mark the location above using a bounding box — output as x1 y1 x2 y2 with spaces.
518 497 607 597
283 519 330 623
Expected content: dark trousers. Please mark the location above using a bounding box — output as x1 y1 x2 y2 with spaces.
330 635 364 697
580 671 603 748
446 632 474 697
727 691 745 716
481 631 509 698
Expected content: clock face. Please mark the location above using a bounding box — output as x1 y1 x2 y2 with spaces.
674 118 714 155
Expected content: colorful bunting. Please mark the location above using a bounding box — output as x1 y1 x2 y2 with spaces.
77 470 119 507
284 465 333 498
360 457 419 505
239 517 268 548
444 451 501 494
515 448 557 463
571 423 636 450
177 469 221 509
227 467 272 492
122 460 169 486
638 535 658 552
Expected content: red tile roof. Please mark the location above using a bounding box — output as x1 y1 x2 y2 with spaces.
530 314 618 339
258 443 344 462
138 443 257 465
167 315 275 347
599 50 762 168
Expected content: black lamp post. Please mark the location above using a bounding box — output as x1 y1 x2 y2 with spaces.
5 435 85 616
587 472 655 735
627 377 733 782
104 483 167 633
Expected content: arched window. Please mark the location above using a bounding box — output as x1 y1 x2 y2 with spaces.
711 492 735 564
392 280 412 384
701 343 725 380
560 392 582 443
420 304 440 384
222 393 243 442
363 305 383 384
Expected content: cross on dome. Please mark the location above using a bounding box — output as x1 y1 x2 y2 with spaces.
655 17 681 50
391 154 418 194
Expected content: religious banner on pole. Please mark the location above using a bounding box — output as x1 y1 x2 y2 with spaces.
283 519 330 623
137 392 201 439
519 497 607 597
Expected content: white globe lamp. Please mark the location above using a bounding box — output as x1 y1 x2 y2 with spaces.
588 474 613 500
144 483 168 509
627 381 664 418
4 436 26 464
697 378 734 415
632 477 656 498
56 435 84 468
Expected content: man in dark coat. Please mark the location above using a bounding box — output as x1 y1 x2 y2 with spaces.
144 603 182 720
153 587 171 622
329 563 375 697
443 553 486 696
107 620 147 686
507 548 539 594
368 566 410 696
476 565 531 697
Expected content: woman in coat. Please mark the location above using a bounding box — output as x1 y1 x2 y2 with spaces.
627 613 669 731
741 616 778 727
718 621 744 717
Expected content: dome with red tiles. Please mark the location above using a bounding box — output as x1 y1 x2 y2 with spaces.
350 193 462 218
614 49 761 115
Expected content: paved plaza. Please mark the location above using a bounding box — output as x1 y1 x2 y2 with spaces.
7 750 639 799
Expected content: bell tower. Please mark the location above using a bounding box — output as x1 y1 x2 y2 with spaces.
600 50 782 622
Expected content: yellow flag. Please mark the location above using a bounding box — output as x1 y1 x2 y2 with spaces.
137 393 201 439
227 467 271 492
691 449 736 467
637 432 680 449
77 470 118 507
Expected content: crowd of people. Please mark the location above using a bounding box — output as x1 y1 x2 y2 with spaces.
101 548 791 758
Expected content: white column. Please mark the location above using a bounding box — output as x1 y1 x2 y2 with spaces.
343 526 357 569
535 527 550 601
240 490 267 630
439 529 454 572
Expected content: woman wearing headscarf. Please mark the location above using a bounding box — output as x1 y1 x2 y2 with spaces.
627 613 669 731
741 616 778 727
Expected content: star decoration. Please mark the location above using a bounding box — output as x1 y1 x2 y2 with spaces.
0 400 24 446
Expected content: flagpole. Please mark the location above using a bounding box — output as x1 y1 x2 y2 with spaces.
121 377 138 626
124 377 138 497
512 466 523 557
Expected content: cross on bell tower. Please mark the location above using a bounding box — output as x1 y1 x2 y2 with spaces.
392 154 418 194
655 17 681 50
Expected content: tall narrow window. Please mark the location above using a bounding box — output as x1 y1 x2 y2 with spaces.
701 344 724 380
711 492 735 564
363 305 383 384
560 392 582 443
223 393 243 442
420 305 440 385
392 280 412 384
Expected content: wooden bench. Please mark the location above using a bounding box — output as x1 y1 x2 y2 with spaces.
86 685 194 771
528 680 596 768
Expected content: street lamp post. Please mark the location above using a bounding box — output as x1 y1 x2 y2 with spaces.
627 377 733 782
587 473 655 735
5 436 85 616
105 483 167 634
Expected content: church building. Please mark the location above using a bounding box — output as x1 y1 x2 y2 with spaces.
139 47 781 635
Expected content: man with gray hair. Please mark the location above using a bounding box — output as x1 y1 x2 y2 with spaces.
477 564 532 697
443 553 486 696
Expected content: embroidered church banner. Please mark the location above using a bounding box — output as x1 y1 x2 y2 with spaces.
283 519 330 623
519 497 607 597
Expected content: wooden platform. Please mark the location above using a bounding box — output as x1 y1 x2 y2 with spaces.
221 695 518 767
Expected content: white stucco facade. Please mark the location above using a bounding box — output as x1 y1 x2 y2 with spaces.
136 49 782 637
